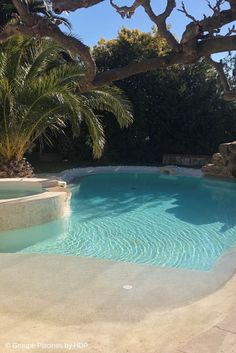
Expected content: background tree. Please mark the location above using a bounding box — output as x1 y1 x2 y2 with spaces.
91 28 236 164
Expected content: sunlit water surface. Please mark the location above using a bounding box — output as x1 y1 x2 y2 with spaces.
1 173 236 271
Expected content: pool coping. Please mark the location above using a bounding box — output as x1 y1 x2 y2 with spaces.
59 165 203 183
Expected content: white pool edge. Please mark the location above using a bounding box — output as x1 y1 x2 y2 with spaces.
60 165 203 183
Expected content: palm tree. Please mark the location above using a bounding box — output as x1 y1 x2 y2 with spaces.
0 37 133 177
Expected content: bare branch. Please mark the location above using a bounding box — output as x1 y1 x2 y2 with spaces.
178 2 198 22
205 55 236 101
52 0 104 13
142 0 181 51
110 0 143 18
199 9 236 33
226 24 236 35
206 56 230 90
109 0 180 51
206 0 225 15
178 1 202 57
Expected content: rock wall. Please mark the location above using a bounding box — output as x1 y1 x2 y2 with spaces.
202 142 236 178
163 154 210 167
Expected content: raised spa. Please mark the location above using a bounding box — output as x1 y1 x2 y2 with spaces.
0 179 70 231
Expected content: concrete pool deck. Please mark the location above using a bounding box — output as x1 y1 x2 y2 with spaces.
1 252 236 353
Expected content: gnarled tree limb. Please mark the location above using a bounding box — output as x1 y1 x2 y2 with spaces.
94 35 236 86
206 56 236 101
7 0 97 85
1 0 236 98
53 0 104 13
110 0 143 19
142 0 181 51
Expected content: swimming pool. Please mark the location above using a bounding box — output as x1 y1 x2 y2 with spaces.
1 173 236 271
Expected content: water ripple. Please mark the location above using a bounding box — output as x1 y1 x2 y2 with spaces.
12 173 236 271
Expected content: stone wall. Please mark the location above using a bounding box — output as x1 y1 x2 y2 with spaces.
162 154 210 167
202 141 236 178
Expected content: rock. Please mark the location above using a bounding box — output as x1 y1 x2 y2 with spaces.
229 141 236 153
211 153 224 166
202 141 236 179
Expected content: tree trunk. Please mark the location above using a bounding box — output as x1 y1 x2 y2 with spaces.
0 156 34 178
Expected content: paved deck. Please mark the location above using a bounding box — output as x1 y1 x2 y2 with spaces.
1 252 236 353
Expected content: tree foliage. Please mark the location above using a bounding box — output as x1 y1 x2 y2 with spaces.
94 27 168 70
91 28 236 163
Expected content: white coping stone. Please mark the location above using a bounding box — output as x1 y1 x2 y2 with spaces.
60 165 203 183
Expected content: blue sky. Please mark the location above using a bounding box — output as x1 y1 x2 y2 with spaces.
67 0 230 48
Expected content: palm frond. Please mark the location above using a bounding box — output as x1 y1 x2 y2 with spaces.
82 86 133 128
0 37 133 160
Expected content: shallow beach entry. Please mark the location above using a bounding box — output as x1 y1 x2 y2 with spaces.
1 173 236 271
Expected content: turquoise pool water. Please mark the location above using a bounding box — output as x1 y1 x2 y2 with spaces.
1 173 236 271
0 190 38 200
0 189 40 199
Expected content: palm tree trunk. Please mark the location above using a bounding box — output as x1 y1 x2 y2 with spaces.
0 156 34 178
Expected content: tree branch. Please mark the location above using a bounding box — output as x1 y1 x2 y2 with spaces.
206 55 236 101
93 35 236 86
228 0 236 11
52 0 104 13
2 0 236 101
110 0 143 18
178 2 197 22
200 9 236 33
206 0 225 15
9 0 96 85
142 0 181 51
206 56 230 91
93 52 187 86
109 0 180 51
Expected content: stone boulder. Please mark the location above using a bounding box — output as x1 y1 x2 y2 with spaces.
202 141 236 178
